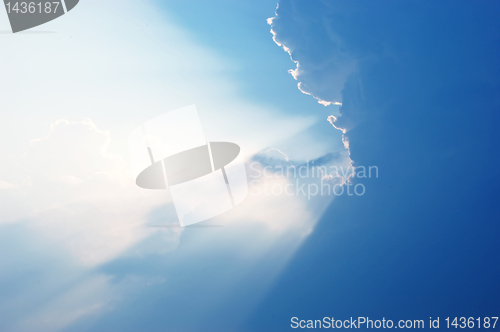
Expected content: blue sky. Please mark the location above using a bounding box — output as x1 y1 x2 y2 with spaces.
1 0 500 331
246 1 500 331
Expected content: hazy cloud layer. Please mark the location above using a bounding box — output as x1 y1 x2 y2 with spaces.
0 0 351 330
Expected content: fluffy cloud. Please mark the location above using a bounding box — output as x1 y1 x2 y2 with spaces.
0 119 175 266
268 2 356 107
0 115 340 330
268 1 359 156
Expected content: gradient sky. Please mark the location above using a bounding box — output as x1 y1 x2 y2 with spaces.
1 1 499 331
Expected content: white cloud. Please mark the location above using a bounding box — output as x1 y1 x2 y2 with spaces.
0 0 353 329
328 115 350 150
0 181 15 189
264 148 290 161
1 118 175 266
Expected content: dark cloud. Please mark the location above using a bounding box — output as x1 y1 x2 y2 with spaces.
269 0 356 105
247 1 500 330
